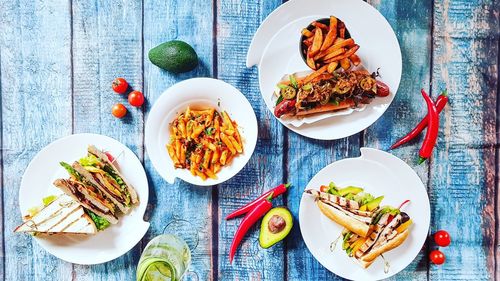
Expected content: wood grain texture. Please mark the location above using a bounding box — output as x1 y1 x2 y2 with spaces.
0 0 73 279
71 0 144 279
365 0 432 279
143 0 215 280
286 136 359 281
429 0 498 280
216 0 285 279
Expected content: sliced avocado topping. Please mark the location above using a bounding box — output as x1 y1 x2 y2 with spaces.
361 196 384 211
337 186 364 196
259 207 293 249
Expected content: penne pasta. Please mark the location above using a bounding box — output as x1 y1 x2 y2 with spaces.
222 111 235 130
212 149 220 164
167 106 244 180
192 124 204 139
220 150 228 165
220 133 236 154
228 135 242 153
205 167 217 179
202 150 211 169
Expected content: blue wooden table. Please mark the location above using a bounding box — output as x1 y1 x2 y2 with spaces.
0 0 498 280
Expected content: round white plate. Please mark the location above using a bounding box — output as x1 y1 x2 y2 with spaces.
299 148 430 280
248 0 402 140
19 133 150 265
145 78 258 186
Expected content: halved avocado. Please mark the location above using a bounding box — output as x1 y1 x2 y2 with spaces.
337 186 364 196
259 207 293 249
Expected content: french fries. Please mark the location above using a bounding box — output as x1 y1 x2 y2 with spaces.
166 106 244 181
309 28 323 57
301 16 361 71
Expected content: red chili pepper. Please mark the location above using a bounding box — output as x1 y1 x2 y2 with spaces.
229 192 273 263
225 183 290 220
390 90 448 150
418 89 439 164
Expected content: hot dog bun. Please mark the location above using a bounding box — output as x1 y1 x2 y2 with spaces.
316 200 370 237
358 229 411 268
296 99 355 116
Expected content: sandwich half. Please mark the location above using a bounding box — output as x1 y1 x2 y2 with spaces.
341 208 413 268
57 161 119 224
75 145 138 214
14 194 97 234
305 184 384 237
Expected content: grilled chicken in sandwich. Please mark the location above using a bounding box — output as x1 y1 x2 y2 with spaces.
14 194 97 234
341 207 413 268
274 69 390 118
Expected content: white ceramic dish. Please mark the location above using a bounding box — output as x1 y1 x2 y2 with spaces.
248 0 402 140
145 78 258 186
299 148 430 280
18 133 150 265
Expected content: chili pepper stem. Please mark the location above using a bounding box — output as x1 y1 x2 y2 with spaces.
266 192 274 201
418 157 426 165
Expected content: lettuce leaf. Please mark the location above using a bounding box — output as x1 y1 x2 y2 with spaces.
86 210 110 231
79 155 100 166
60 162 82 181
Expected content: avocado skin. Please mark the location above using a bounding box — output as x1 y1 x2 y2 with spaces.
259 207 293 249
148 40 198 73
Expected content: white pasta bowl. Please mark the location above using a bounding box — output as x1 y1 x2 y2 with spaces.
145 78 258 186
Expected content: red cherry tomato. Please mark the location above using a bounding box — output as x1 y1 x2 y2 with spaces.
128 91 145 107
429 250 445 265
112 78 128 94
320 185 329 192
434 230 451 247
105 152 114 162
112 103 127 118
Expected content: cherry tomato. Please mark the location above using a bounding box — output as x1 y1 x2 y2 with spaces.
320 185 329 192
112 103 127 118
128 91 145 107
434 230 451 247
105 152 114 162
112 78 128 94
429 250 445 265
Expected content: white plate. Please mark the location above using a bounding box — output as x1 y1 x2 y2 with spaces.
19 133 150 265
145 78 258 186
248 0 402 140
299 148 430 280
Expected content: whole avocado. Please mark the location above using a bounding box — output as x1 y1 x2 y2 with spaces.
148 40 198 73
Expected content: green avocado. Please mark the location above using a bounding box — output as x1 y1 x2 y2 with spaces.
361 196 384 211
259 207 293 249
148 40 198 73
337 186 364 196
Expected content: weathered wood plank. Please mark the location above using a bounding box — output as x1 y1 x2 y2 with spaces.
365 0 433 279
430 0 498 280
286 136 359 280
143 0 215 280
0 36 4 281
71 0 144 279
0 0 73 279
216 0 285 279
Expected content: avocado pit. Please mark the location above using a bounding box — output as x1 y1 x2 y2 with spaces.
268 215 286 234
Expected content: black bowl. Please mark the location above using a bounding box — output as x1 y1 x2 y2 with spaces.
299 17 351 70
